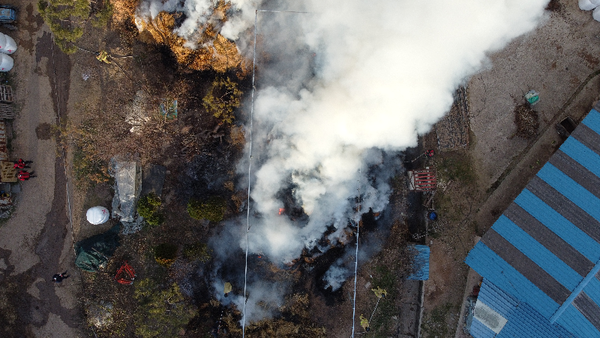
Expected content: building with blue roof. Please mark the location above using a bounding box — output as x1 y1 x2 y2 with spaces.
465 108 600 337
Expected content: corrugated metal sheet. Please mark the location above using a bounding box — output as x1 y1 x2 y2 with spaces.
471 279 575 338
465 109 600 337
407 244 429 280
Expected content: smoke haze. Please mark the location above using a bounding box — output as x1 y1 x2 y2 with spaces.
137 0 550 323
241 0 549 263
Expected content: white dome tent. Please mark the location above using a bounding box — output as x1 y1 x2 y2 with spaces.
0 54 13 72
0 33 17 54
86 206 110 225
594 6 600 21
580 0 599 11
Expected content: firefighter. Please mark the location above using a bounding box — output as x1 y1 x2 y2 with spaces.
224 282 232 297
18 170 36 181
360 314 370 332
96 50 111 64
372 286 388 299
13 158 31 169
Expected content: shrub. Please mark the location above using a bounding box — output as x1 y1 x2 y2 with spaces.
154 243 177 267
38 0 90 54
202 77 242 124
187 197 226 223
137 193 164 226
73 147 110 187
134 278 196 338
183 242 211 263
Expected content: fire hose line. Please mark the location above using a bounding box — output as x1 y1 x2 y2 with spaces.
242 9 259 338
242 9 310 337
351 178 361 338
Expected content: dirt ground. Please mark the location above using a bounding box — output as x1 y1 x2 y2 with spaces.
421 2 600 337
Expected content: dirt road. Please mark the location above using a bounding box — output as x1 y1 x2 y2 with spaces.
0 1 84 337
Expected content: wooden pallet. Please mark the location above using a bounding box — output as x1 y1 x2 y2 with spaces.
0 85 12 103
0 104 14 119
0 161 16 183
0 121 7 161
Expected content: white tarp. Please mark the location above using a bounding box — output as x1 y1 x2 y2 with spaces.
580 0 599 11
86 206 110 225
110 158 142 233
0 33 16 54
0 54 13 72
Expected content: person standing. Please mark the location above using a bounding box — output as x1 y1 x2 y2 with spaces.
52 271 69 283
17 170 36 181
13 159 31 169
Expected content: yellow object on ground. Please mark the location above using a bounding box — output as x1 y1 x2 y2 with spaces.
360 314 370 330
96 50 111 64
224 282 232 295
372 286 388 298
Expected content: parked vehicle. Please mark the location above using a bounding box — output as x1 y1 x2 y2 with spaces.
0 5 16 23
0 5 16 30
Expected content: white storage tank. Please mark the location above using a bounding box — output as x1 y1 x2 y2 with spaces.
0 33 17 54
0 54 13 72
86 206 110 225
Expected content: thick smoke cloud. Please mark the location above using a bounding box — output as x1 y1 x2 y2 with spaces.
137 0 550 323
242 0 549 264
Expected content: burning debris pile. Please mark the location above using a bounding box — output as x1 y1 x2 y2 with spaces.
135 1 248 73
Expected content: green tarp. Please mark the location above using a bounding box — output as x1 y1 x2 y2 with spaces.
75 225 121 272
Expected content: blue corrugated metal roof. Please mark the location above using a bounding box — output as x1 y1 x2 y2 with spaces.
407 244 429 280
515 189 600 261
465 109 600 337
471 279 574 338
493 215 582 289
465 242 560 318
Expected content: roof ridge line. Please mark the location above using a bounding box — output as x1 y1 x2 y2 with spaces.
550 257 600 323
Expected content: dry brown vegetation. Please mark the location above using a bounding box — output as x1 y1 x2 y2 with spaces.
137 7 249 74
110 0 140 27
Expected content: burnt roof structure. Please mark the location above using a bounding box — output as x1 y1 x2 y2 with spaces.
465 108 600 337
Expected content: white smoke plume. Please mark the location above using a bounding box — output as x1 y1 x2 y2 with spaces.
135 0 259 45
241 0 549 264
137 0 550 323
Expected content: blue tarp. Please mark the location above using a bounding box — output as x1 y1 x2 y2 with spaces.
407 244 429 280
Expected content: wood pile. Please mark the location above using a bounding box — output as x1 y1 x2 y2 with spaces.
436 86 470 150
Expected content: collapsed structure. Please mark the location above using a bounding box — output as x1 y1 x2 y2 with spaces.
465 107 600 337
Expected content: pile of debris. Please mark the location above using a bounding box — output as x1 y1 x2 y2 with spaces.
436 86 470 150
514 103 539 139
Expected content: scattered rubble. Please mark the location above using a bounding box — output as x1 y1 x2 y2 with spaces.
435 87 470 150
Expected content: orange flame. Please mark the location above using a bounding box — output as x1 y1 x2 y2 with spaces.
278 208 285 215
